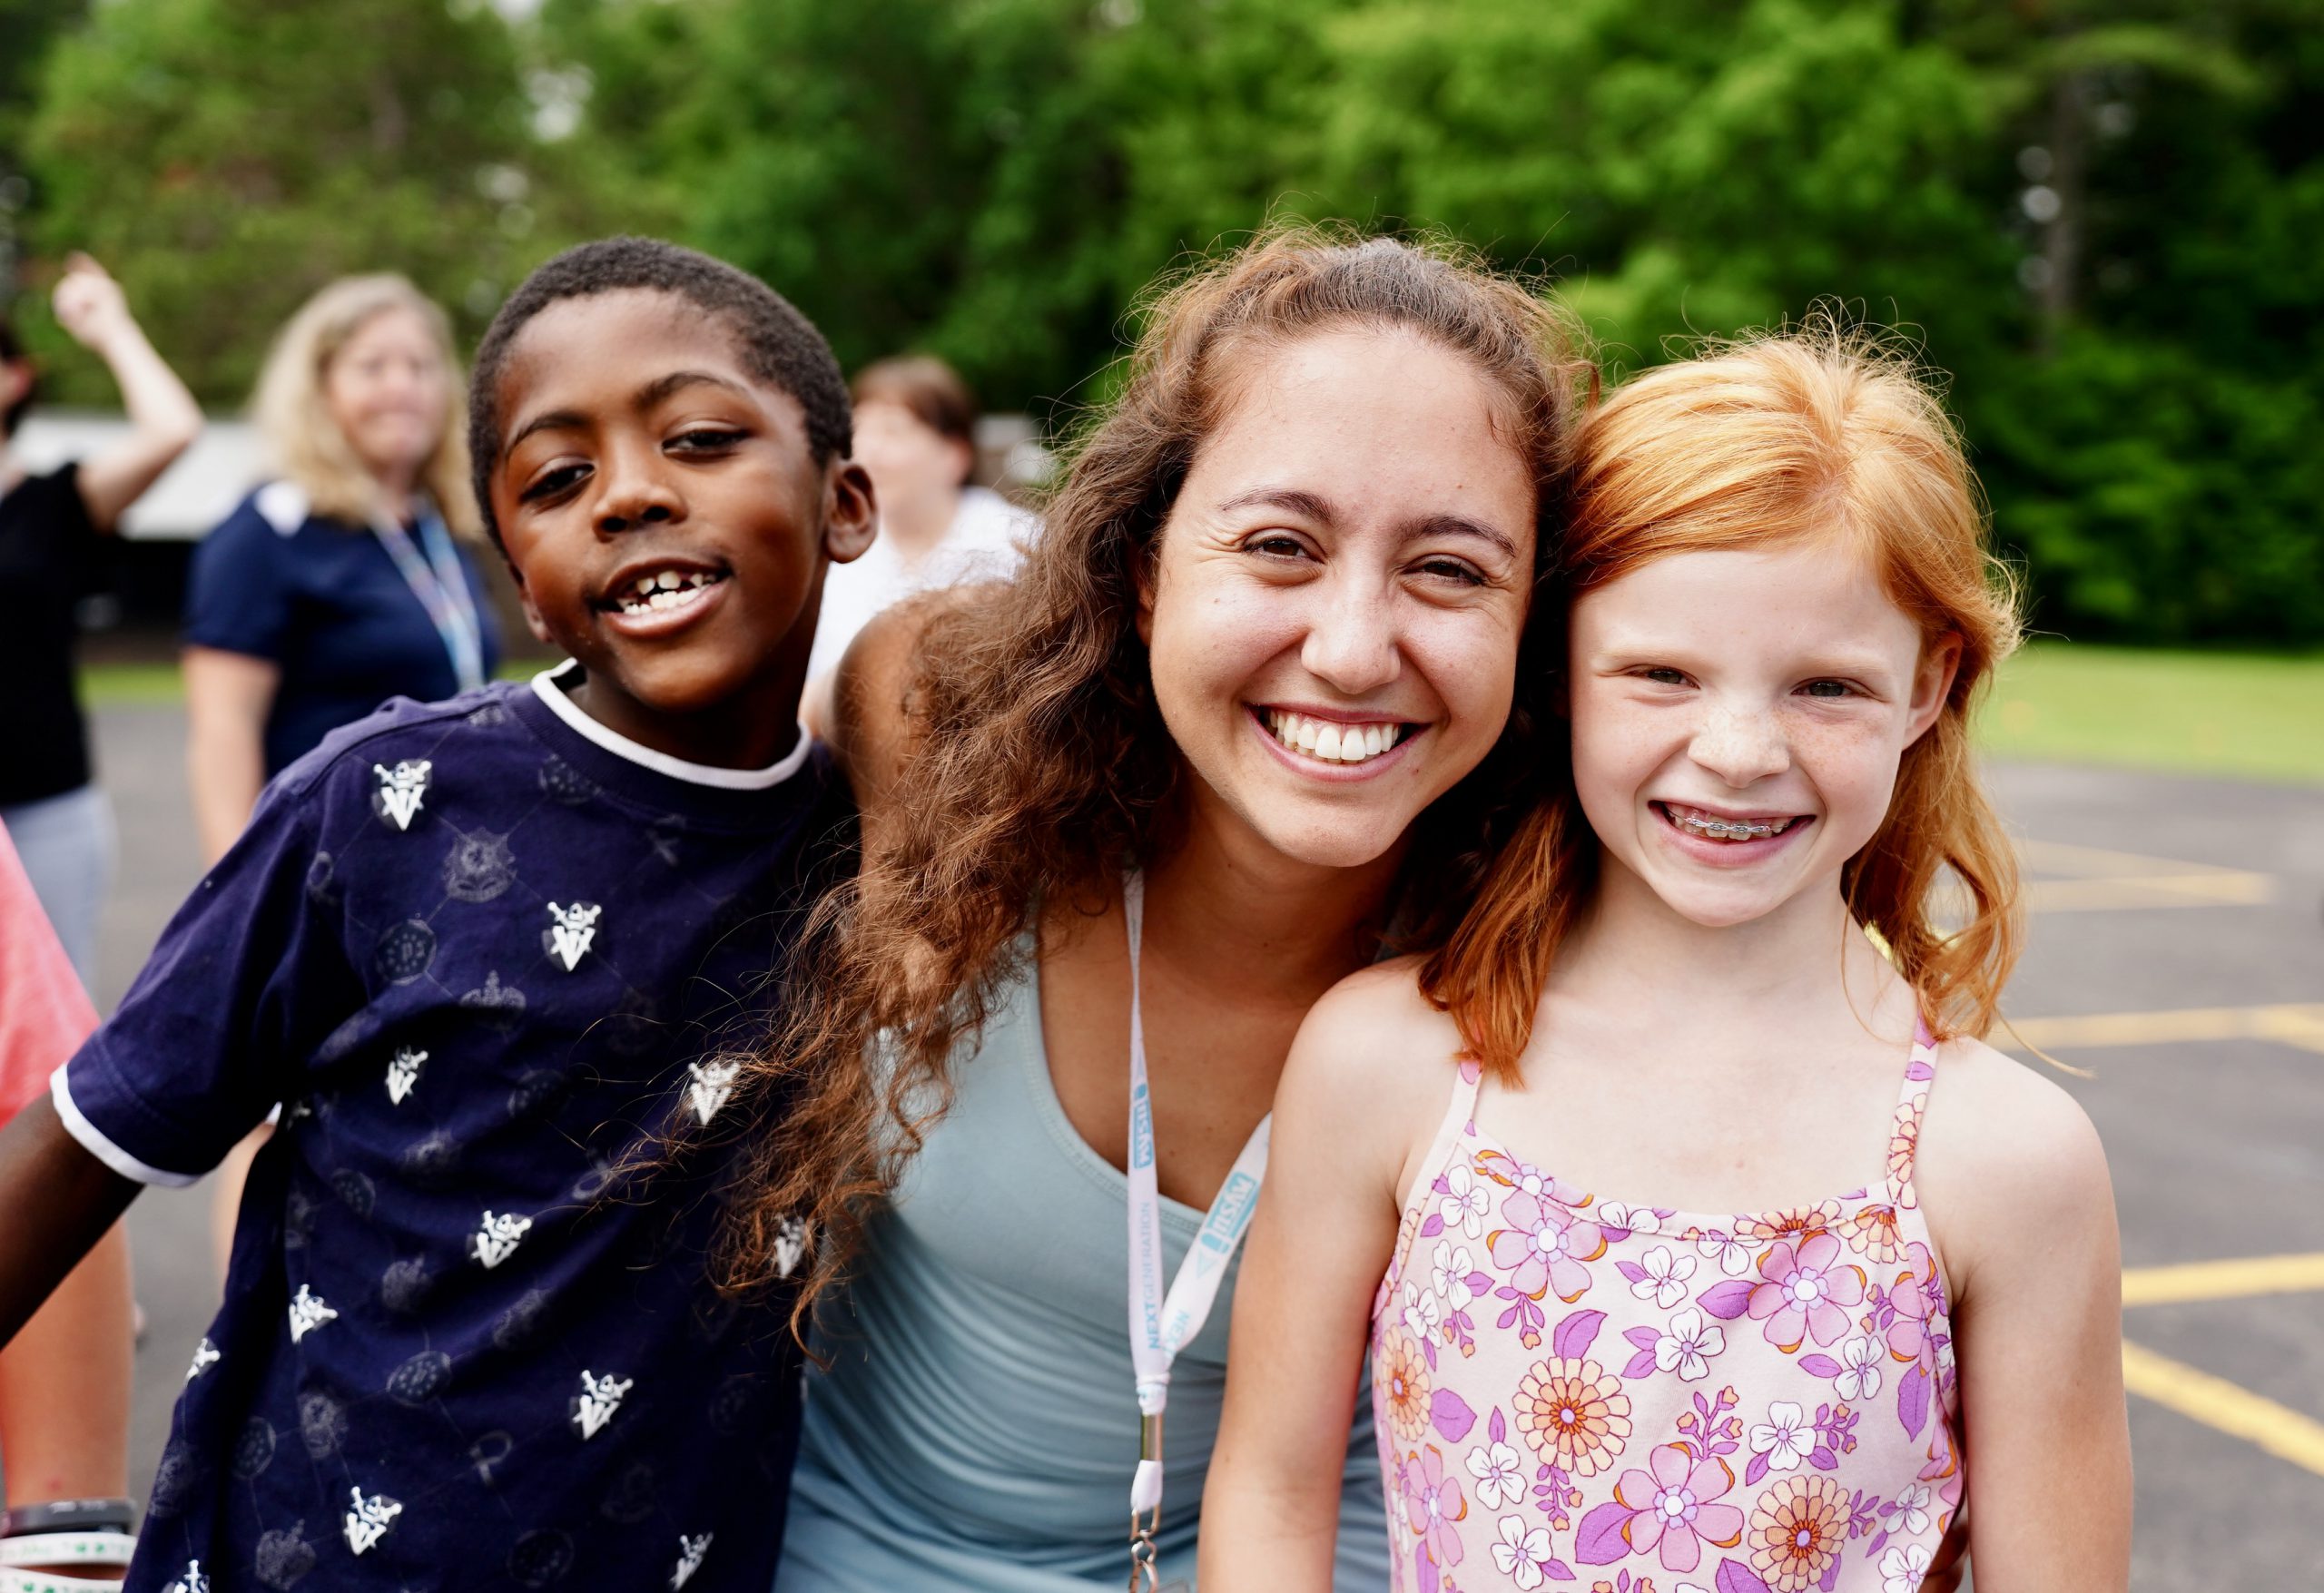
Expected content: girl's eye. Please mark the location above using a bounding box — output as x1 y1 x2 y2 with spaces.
1800 679 1855 700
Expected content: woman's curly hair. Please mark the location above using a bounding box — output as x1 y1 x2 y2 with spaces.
720 223 1595 1341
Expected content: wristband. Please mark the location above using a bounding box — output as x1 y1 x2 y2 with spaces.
0 1531 134 1568
0 1505 134 1540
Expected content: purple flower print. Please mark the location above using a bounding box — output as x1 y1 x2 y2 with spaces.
1401 1444 1469 1573
1489 1191 1607 1304
1745 1233 1866 1352
1610 1443 1746 1574
1883 1244 1945 1364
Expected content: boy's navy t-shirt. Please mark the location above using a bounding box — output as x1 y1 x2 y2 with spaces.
54 664 852 1593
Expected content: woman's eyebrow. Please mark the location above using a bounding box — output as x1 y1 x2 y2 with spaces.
1402 513 1519 560
1211 488 1519 559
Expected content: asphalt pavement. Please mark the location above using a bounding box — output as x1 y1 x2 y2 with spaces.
58 703 2324 1588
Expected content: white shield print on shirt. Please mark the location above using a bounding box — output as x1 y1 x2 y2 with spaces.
385 1047 427 1105
185 1336 221 1382
343 1488 403 1555
471 1210 533 1269
573 1369 633 1440
772 1214 809 1280
287 1284 338 1342
686 1058 741 1125
671 1533 713 1588
371 760 432 831
544 901 602 971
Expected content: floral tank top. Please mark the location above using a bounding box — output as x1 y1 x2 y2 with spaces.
1368 1025 1962 1593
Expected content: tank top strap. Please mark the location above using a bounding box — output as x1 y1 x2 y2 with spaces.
1883 1018 1941 1209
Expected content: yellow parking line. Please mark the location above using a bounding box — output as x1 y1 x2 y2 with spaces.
2024 874 2278 912
2122 1253 2324 1306
1995 1004 2324 1056
2020 839 2265 880
2121 1340 2324 1478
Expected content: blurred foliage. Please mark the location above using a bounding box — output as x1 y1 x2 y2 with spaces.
6 0 2320 642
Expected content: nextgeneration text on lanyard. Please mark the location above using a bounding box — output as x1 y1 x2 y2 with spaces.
1121 872 1272 1593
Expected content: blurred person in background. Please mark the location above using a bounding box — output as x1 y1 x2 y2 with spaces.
0 825 134 1585
803 355 1033 733
0 254 203 994
182 274 499 1271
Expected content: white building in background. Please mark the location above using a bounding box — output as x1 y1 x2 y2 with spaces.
14 410 264 541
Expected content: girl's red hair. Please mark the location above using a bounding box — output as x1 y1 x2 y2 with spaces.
1421 318 2025 1083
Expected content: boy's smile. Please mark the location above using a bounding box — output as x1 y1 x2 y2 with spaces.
491 289 873 768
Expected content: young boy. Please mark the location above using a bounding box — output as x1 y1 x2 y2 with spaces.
0 238 875 1592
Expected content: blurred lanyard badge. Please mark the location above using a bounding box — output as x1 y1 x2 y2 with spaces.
1122 871 1271 1593
371 506 487 693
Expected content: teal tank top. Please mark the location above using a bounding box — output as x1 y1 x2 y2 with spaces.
777 949 1390 1590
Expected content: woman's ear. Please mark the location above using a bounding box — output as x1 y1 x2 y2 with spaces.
1906 632 1964 745
823 461 878 565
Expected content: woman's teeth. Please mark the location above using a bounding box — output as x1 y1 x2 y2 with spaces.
1264 710 1406 765
1662 804 1797 841
614 568 725 615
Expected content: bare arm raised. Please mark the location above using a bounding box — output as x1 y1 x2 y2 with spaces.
50 254 202 530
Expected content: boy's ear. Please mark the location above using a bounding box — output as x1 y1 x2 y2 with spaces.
507 560 556 646
822 461 877 565
1906 632 1964 745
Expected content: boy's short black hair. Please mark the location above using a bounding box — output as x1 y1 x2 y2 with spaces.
467 237 852 547
0 310 37 439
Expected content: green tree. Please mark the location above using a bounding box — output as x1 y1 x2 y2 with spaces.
21 0 568 405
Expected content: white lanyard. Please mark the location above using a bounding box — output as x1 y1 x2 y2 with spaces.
371 506 487 693
1123 871 1272 1590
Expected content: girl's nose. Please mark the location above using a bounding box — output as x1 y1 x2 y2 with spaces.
1689 698 1791 787
1298 572 1402 696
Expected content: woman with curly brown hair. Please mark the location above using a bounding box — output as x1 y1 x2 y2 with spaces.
734 229 1592 1591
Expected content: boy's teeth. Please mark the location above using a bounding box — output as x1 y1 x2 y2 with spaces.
1264 710 1407 766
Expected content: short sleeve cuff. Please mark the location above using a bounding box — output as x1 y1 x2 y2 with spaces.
49 1063 201 1188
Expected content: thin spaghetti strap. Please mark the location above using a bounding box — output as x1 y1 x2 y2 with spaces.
1884 1018 1941 1209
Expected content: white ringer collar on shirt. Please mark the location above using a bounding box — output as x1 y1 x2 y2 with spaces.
530 662 812 791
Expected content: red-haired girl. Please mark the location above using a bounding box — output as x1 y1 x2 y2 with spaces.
1204 325 2132 1592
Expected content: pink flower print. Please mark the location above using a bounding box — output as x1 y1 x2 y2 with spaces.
1747 1401 1812 1474
1491 1515 1558 1590
1746 1232 1866 1352
1466 1442 1526 1514
1833 1333 1884 1401
1627 1244 1697 1308
1653 1307 1725 1382
1883 1244 1945 1364
1401 1444 1468 1573
1380 1326 1433 1443
1489 1191 1606 1304
1695 1228 1753 1276
1881 1543 1933 1592
1837 1201 1903 1264
1886 1096 1924 1209
1438 1163 1492 1241
1611 1444 1745 1575
1737 1201 1842 1247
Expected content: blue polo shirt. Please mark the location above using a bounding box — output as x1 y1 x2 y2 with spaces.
54 666 852 1592
185 482 502 777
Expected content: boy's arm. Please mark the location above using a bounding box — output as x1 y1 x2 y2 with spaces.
1917 1039 2132 1591
1200 966 1445 1591
50 254 202 532
0 1095 139 1349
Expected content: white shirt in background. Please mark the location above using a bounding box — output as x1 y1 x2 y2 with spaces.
807 485 1035 683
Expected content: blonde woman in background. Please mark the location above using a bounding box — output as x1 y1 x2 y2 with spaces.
183 276 498 1268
